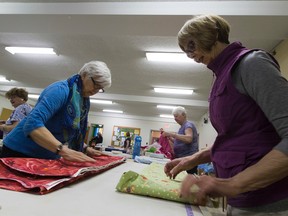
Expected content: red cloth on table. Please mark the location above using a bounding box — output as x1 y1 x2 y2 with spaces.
0 155 125 194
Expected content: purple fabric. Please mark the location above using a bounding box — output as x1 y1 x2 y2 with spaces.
208 42 288 207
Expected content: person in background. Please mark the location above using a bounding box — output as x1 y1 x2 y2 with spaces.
164 14 288 215
162 106 198 173
159 128 174 159
0 61 111 162
89 132 103 148
0 88 32 138
123 131 131 153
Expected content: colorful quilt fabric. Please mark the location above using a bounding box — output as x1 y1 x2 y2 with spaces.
116 163 195 204
0 155 125 194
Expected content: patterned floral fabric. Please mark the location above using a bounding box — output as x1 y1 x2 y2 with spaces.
116 163 195 204
0 155 125 194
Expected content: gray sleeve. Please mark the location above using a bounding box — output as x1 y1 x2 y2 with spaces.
232 50 288 155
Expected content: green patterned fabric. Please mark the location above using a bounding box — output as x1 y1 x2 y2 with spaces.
116 163 194 204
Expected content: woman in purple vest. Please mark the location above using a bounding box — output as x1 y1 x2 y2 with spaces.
164 14 288 215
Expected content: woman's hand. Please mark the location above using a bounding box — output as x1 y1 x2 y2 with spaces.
86 147 110 157
180 174 238 206
59 146 96 162
162 131 173 137
164 158 182 178
165 156 198 179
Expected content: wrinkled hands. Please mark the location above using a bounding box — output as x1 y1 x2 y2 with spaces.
162 131 175 138
59 146 111 163
164 157 195 179
180 174 238 206
59 146 96 162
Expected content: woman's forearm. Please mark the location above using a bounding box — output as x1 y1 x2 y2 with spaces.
29 127 62 153
230 149 288 195
193 147 212 164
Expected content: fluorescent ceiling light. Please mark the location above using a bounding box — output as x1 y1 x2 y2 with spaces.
146 52 192 63
90 99 113 104
157 105 177 109
154 88 193 95
160 114 174 118
0 76 10 82
5 47 56 55
103 109 123 114
28 94 40 99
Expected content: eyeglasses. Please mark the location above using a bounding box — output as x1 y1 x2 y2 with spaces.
90 77 105 93
185 40 196 54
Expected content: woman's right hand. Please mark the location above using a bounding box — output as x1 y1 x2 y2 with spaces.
59 146 96 163
164 158 182 178
164 156 196 179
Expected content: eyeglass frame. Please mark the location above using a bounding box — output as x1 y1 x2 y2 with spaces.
90 77 105 93
185 40 196 54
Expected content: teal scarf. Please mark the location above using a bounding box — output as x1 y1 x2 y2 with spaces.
64 74 90 151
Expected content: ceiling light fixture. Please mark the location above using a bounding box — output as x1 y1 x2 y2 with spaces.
146 52 192 63
154 87 193 95
28 94 40 99
103 109 123 114
90 99 113 104
157 105 177 109
160 114 174 119
5 47 56 55
0 76 11 82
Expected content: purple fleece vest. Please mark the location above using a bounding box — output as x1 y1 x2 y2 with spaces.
208 42 288 207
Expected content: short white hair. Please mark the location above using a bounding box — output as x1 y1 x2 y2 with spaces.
78 61 112 88
172 106 187 116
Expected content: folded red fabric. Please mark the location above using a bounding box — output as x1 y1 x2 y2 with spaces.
0 155 125 194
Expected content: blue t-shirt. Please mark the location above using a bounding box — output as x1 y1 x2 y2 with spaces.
173 121 199 158
3 80 71 159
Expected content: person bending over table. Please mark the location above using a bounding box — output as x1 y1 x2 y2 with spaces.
164 14 288 215
0 61 111 163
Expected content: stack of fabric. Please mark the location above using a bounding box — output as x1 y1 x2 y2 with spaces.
0 155 125 194
116 163 194 204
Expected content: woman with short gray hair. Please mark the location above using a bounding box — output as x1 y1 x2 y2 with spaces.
1 61 111 162
163 106 198 174
165 14 288 215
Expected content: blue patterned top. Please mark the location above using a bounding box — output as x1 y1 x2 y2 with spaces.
4 103 32 138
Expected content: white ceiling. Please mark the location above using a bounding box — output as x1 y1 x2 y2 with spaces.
0 1 287 122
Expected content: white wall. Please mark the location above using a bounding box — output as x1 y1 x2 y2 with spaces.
0 94 15 111
197 113 217 150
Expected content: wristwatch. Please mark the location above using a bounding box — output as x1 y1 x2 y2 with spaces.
56 144 63 154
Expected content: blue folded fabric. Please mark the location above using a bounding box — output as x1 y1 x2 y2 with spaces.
134 156 153 164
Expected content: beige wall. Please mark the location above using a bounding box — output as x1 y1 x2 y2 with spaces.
273 38 288 79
